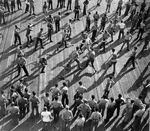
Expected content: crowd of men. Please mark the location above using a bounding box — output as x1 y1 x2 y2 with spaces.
0 0 150 131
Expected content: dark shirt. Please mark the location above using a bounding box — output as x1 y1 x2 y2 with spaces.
115 98 124 107
18 97 27 107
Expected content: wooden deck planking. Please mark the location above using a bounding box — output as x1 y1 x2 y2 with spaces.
0 0 150 131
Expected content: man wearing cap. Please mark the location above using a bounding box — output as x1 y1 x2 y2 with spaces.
51 96 63 122
41 106 53 131
62 105 73 130
77 99 91 120
8 102 20 125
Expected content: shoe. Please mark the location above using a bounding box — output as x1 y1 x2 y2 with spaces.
50 40 53 42
41 71 45 73
42 47 44 49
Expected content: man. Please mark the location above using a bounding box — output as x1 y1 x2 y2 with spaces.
47 0 53 10
51 96 63 122
136 20 145 40
114 94 125 116
84 48 97 73
104 97 115 124
120 31 132 51
4 0 10 12
74 4 80 21
71 95 83 116
41 92 50 111
93 11 100 25
67 0 72 10
26 23 33 48
39 56 47 73
107 20 114 41
0 5 6 24
74 113 85 131
130 12 139 33
34 28 44 51
124 0 131 17
85 12 91 31
55 12 61 32
61 82 69 108
91 23 98 42
10 0 15 13
77 99 91 120
16 0 22 10
29 0 35 15
124 47 137 69
106 0 113 13
47 19 53 43
88 95 97 112
118 20 126 39
50 84 61 101
116 0 123 16
41 107 53 131
17 56 29 77
29 91 40 117
99 13 108 32
140 0 146 12
76 81 87 96
141 33 150 52
97 95 109 116
18 95 27 117
0 91 8 116
108 48 118 74
57 0 61 8
88 108 103 131
14 25 21 45
23 88 30 113
9 102 20 125
62 105 73 130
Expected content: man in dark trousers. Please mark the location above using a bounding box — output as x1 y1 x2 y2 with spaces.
141 33 150 52
67 0 72 10
18 95 27 118
54 12 61 33
29 91 40 117
51 96 63 122
23 88 31 113
116 0 123 16
4 0 10 12
39 56 47 73
61 0 65 8
57 0 61 8
14 25 21 45
34 28 44 51
16 0 22 10
124 47 137 69
114 94 124 116
136 20 145 40
91 24 98 42
118 20 126 39
47 0 53 10
26 23 33 48
99 13 108 32
140 0 146 12
85 12 91 31
17 56 29 77
104 97 115 124
47 21 53 42
74 4 80 21
11 0 15 13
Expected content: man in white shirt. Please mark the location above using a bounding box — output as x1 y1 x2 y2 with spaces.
118 20 126 39
41 107 53 131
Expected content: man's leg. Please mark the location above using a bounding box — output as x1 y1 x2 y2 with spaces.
22 65 29 76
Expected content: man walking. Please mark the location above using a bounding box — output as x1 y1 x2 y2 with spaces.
34 28 44 51
118 20 126 39
124 47 137 69
17 56 29 77
55 12 61 33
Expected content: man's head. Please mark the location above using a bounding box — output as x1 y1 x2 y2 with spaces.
79 81 82 85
